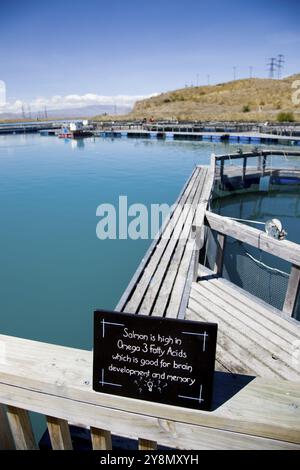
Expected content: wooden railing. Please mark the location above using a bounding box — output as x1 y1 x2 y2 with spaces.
201 210 300 317
0 334 299 450
211 150 300 187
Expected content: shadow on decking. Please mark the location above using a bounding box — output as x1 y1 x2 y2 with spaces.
211 371 255 411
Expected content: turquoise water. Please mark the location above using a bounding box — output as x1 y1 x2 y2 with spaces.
0 134 236 349
0 134 299 351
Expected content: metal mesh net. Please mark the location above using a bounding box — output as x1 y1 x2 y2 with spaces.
204 227 300 321
207 152 300 320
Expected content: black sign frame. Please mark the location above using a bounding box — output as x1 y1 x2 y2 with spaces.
93 310 217 411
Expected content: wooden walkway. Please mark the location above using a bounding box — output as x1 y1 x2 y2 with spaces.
116 165 214 318
187 266 300 380
117 157 300 382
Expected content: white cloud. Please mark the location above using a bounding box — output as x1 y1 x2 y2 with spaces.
0 92 158 114
0 80 6 107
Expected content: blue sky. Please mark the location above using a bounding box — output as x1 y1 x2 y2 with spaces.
0 0 299 111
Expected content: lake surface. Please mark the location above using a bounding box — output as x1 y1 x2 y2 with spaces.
0 134 299 350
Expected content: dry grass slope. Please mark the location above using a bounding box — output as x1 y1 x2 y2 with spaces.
96 75 300 122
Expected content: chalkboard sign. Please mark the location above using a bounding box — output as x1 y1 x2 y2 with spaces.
93 310 217 411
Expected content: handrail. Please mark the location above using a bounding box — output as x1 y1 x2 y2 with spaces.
0 334 299 450
213 150 300 161
203 210 300 317
205 211 300 266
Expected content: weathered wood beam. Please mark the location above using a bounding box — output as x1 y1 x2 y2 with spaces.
205 211 300 266
214 233 227 276
0 334 299 447
6 406 37 450
90 427 112 450
138 438 157 450
0 404 15 449
283 265 300 317
215 150 300 162
46 416 73 450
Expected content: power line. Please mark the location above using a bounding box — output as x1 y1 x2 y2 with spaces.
249 66 253 78
267 57 277 78
277 54 285 79
233 66 237 81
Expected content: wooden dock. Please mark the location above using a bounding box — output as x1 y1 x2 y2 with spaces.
116 165 214 318
117 153 300 381
0 149 299 450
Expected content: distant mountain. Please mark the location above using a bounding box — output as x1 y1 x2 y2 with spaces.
125 74 300 122
0 104 132 121
46 104 132 118
0 112 19 120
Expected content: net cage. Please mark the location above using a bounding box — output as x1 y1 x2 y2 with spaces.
204 151 300 321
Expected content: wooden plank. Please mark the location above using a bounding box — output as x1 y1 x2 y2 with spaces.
0 334 299 444
123 167 201 313
197 276 300 354
124 167 201 314
46 416 73 450
199 266 300 338
166 170 214 317
186 306 257 374
0 404 15 450
283 264 300 317
214 233 226 275
115 167 198 312
150 169 207 317
191 282 300 380
90 428 112 450
0 383 298 450
140 168 206 315
178 243 197 319
205 211 300 266
192 225 203 281
186 306 244 373
188 293 284 379
138 438 157 450
6 406 37 450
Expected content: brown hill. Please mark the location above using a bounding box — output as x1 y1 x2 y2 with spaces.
125 75 300 122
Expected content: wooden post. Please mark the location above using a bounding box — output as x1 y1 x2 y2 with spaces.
214 233 226 276
46 416 73 450
262 155 267 176
192 225 203 281
138 438 157 450
6 406 37 450
283 264 300 317
257 154 262 171
242 156 247 183
220 159 225 189
0 404 15 450
90 427 112 450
